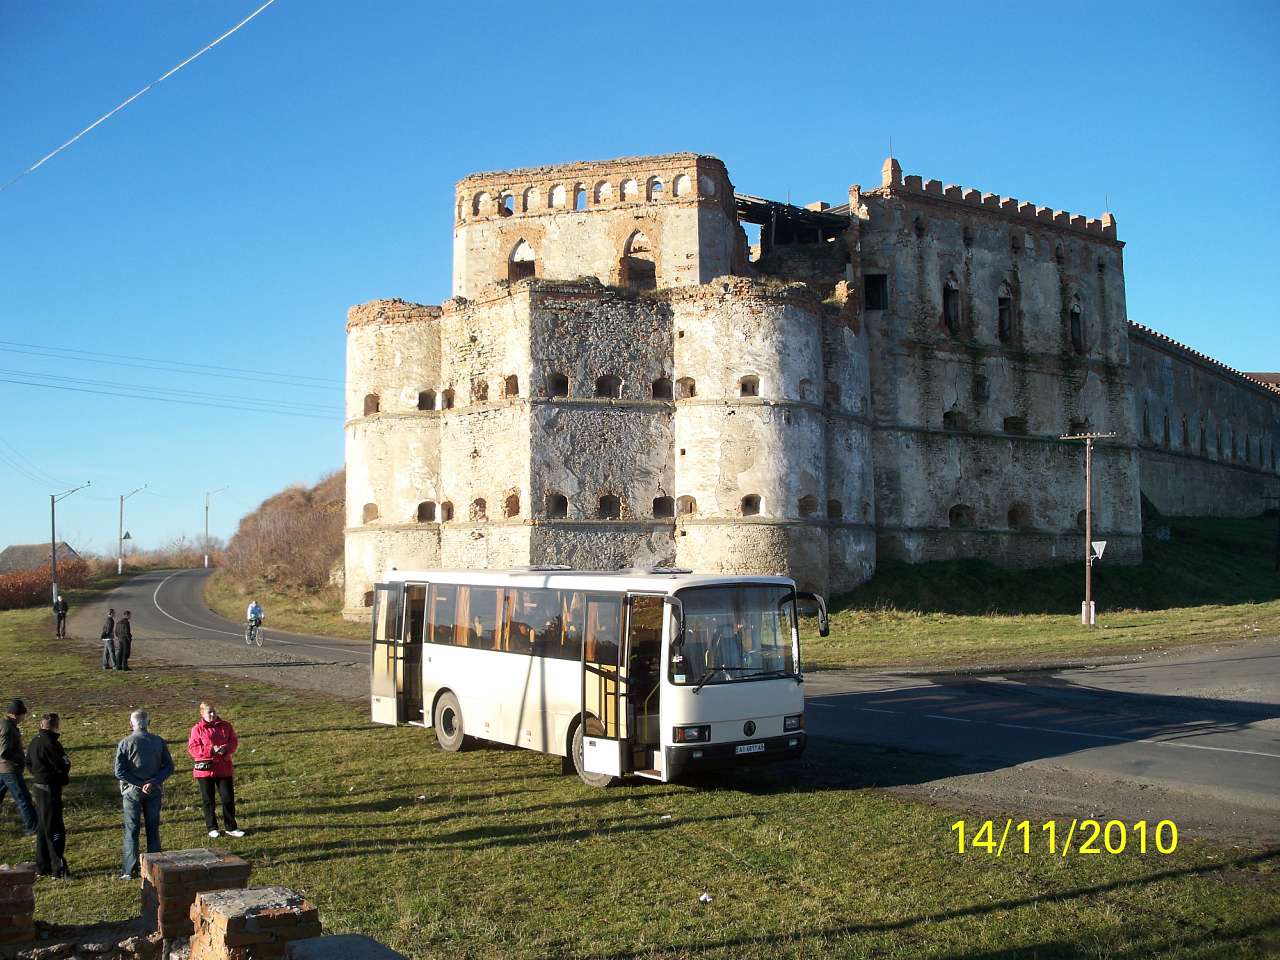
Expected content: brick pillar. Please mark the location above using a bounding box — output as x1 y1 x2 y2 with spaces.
190 887 322 960
0 864 36 945
141 848 252 940
285 935 408 960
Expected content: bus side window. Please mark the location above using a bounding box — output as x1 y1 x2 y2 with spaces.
470 587 502 650
586 597 622 667
504 589 534 656
429 584 457 645
405 585 427 644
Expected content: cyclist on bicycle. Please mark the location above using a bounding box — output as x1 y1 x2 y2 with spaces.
245 600 264 629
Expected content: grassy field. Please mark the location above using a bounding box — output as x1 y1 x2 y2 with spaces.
1 606 1276 958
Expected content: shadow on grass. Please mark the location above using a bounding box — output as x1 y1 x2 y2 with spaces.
593 847 1280 960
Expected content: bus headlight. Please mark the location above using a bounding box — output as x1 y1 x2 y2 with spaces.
673 725 711 743
784 714 804 731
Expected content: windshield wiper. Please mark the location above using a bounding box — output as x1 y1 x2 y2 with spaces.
693 665 753 694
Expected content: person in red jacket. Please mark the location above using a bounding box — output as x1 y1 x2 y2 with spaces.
186 702 243 838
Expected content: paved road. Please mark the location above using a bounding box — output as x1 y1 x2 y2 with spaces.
69 570 1280 837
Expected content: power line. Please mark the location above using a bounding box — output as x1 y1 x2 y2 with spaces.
0 341 342 390
0 376 337 421
0 366 340 414
0 0 280 194
0 435 71 487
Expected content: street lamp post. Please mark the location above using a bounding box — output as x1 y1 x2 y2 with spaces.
50 481 91 603
118 484 147 575
204 487 228 568
1059 432 1117 627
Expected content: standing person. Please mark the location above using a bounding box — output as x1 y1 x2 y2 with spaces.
113 611 133 671
101 608 117 670
26 713 70 878
52 595 69 639
186 702 244 839
113 709 174 880
0 700 36 834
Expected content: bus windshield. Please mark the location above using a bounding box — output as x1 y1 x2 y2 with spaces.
670 584 797 686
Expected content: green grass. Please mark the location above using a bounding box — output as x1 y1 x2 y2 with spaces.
204 571 367 641
1 607 1276 957
807 515 1280 669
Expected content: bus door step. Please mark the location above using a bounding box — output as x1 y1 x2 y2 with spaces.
407 720 430 728
633 769 662 780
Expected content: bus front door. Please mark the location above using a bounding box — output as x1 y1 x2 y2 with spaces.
579 593 627 779
625 594 664 775
370 581 405 725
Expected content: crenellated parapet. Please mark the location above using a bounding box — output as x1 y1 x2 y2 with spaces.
877 157 1119 243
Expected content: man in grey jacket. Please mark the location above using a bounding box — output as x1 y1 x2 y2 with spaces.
0 699 36 834
113 709 174 880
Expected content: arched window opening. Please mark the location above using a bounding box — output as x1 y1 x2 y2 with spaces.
363 590 375 608
470 498 487 521
508 239 536 282
545 493 568 519
942 276 961 336
698 174 717 197
1007 503 1032 530
799 379 812 401
574 184 587 211
363 393 380 416
1075 510 1087 532
546 372 569 398
504 493 520 518
549 184 567 208
1070 418 1091 435
1217 427 1223 458
739 375 760 398
798 495 818 517
647 177 664 201
598 495 621 520
471 378 489 402
502 375 520 398
595 374 622 399
440 501 454 522
741 494 761 516
1003 416 1028 434
1070 298 1085 355
500 193 514 217
521 187 537 212
948 504 975 528
417 390 435 411
593 180 613 204
1162 412 1171 447
456 198 465 222
942 409 968 431
472 191 490 216
827 499 843 521
673 174 691 197
621 178 639 201
620 230 656 290
824 382 840 407
676 377 697 399
653 496 675 518
441 388 455 410
973 375 990 403
1200 421 1207 456
1142 402 1151 440
417 501 436 523
652 377 673 400
677 495 697 516
997 282 1013 342
362 503 378 524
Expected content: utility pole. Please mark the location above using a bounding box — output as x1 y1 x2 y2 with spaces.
49 481 91 603
118 484 147 575
1059 432 1117 626
204 487 227 569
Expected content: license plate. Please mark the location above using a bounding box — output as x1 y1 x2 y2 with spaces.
735 743 766 755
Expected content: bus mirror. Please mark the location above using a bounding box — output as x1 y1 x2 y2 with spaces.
663 596 686 648
795 591 830 637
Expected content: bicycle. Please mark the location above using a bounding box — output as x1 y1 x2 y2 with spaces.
245 619 265 647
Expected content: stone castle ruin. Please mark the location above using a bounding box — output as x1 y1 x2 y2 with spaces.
343 153 1279 615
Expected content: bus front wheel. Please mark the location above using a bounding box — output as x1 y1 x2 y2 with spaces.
571 723 618 788
433 692 469 752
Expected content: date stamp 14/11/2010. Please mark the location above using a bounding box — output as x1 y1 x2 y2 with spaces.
951 819 1179 857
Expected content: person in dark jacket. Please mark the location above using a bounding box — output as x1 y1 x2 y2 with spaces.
52 595 69 639
26 713 70 877
101 608 117 670
113 611 132 671
0 699 36 833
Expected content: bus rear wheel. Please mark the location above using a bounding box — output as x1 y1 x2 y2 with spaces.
571 722 618 788
433 692 469 752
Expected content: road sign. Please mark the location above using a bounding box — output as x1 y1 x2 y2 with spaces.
1091 540 1106 559
123 531 132 540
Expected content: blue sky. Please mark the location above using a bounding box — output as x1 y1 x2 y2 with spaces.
1 0 1276 555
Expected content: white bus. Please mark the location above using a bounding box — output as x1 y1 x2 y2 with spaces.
369 567 829 785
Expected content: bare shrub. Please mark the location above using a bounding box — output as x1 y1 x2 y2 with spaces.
0 559 89 610
222 470 344 592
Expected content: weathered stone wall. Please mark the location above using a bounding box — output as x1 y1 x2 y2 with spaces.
1129 323 1280 515
453 154 738 299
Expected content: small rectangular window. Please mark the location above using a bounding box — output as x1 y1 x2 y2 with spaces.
864 274 888 311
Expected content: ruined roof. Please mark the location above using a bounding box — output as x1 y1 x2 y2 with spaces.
457 153 721 185
1245 372 1280 386
0 541 79 575
1129 322 1280 398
